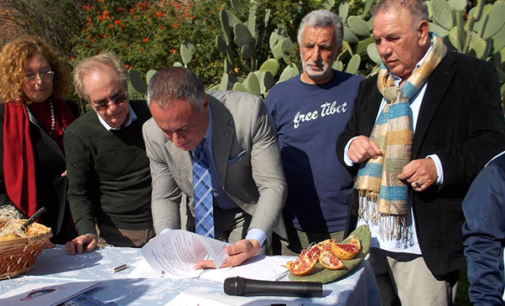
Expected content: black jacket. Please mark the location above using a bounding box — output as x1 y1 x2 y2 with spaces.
0 101 79 243
337 52 505 276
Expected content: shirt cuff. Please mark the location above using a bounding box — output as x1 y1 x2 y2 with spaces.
245 228 267 246
160 228 172 235
426 154 443 185
344 136 359 166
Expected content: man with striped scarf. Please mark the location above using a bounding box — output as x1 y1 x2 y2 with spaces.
337 0 505 305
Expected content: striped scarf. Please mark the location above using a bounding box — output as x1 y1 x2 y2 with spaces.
354 34 446 239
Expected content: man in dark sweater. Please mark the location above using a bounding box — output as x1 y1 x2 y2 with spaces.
64 52 154 254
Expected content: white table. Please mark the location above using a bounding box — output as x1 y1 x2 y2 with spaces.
0 245 381 305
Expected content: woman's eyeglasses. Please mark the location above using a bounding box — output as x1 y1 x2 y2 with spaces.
24 70 55 82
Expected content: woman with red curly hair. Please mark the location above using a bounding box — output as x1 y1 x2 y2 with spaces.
0 36 79 244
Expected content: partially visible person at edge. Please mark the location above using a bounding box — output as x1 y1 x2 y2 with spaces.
336 0 505 305
64 52 154 255
264 10 364 255
143 67 287 269
462 151 505 306
0 36 79 245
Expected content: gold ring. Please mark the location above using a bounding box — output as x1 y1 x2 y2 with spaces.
415 181 422 188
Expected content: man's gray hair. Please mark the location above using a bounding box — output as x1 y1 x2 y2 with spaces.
147 67 206 112
297 10 344 49
73 52 129 102
372 0 429 21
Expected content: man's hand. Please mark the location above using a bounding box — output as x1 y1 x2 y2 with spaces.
65 233 98 255
193 239 261 270
348 136 383 163
397 158 437 192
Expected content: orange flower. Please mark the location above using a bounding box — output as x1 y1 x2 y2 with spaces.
176 4 181 8
98 0 104 2
114 20 121 25
129 8 135 13
124 64 130 69
70 57 76 61
104 10 110 16
117 7 124 12
172 23 178 28
91 38 96 43
98 16 104 21
101 34 106 38
139 48 144 53
156 11 162 17
86 34 91 39
160 25 164 29
142 38 149 43
170 49 177 53
107 24 112 29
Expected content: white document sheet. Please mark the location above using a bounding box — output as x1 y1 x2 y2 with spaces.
128 254 290 282
140 230 229 278
200 255 289 282
164 292 303 306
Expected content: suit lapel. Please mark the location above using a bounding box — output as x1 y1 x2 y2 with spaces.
26 106 66 161
208 96 234 184
165 141 193 186
412 54 456 158
366 85 384 135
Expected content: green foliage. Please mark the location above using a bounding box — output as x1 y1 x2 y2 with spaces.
72 0 226 87
424 0 505 99
6 0 503 103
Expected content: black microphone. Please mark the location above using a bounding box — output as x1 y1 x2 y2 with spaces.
223 276 323 297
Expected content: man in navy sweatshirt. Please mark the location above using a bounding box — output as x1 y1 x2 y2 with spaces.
265 10 364 255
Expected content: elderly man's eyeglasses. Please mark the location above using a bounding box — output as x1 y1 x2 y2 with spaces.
92 92 128 111
24 70 55 81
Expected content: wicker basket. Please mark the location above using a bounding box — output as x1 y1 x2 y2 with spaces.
0 220 52 280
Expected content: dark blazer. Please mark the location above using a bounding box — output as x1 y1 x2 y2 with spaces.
0 101 79 243
337 51 505 277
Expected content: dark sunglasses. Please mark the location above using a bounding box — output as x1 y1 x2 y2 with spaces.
92 92 128 111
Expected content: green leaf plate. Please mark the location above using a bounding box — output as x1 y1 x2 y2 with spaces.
287 225 371 284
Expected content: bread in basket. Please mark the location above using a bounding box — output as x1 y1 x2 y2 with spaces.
0 218 52 280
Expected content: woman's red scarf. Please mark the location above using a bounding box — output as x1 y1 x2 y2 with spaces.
3 99 75 217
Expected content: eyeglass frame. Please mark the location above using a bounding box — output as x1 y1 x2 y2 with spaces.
90 91 129 111
24 70 55 82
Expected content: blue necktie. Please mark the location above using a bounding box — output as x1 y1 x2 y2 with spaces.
192 140 214 238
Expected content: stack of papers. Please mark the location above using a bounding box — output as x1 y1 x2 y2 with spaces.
137 230 289 281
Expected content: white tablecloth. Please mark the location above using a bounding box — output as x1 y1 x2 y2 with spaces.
0 245 381 305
